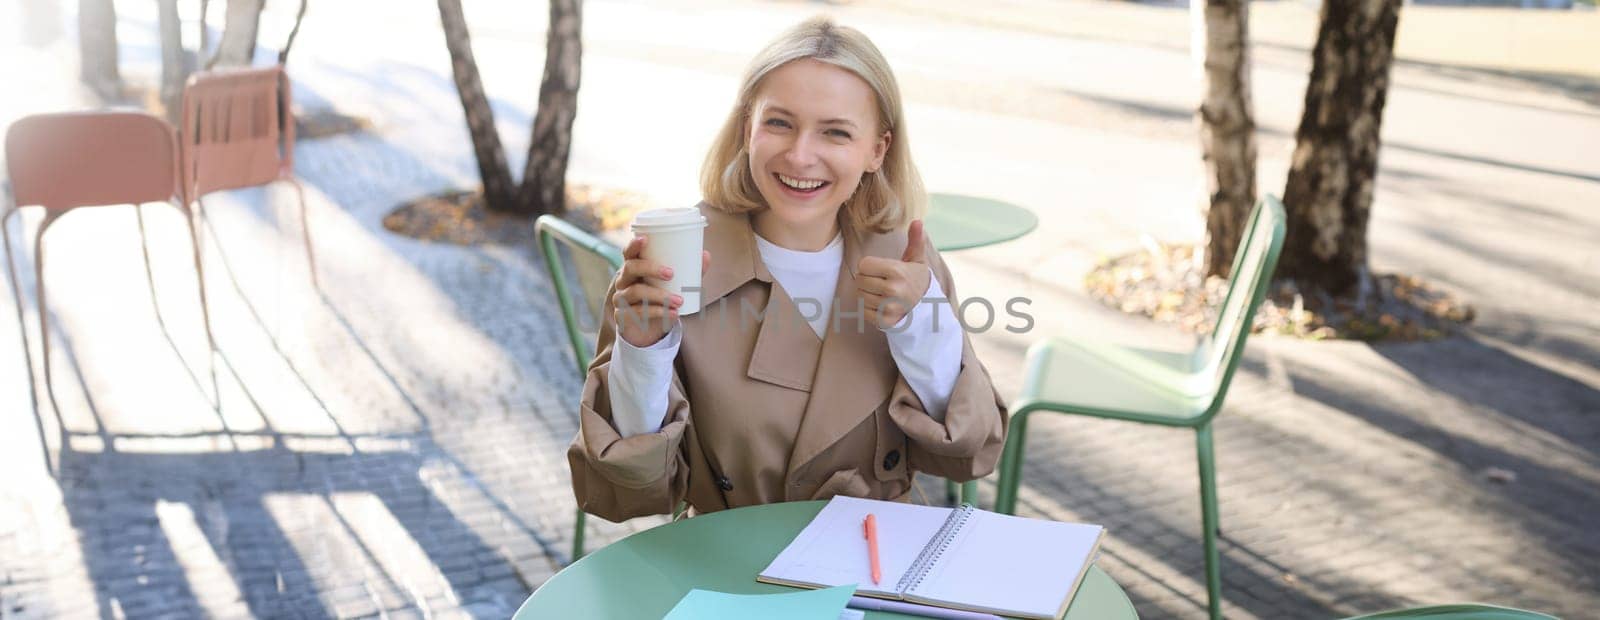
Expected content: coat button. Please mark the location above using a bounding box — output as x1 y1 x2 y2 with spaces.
882 450 901 471
716 476 733 492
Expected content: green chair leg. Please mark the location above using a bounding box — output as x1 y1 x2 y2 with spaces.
571 508 587 562
1197 424 1222 620
993 407 1034 515
945 479 981 506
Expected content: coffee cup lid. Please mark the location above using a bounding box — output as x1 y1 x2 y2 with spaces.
632 207 708 231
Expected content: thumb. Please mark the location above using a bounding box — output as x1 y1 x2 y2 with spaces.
901 219 927 264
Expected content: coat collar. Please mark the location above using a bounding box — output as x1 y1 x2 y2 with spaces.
697 202 770 307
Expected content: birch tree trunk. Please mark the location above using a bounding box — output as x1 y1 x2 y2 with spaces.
436 0 517 211
278 0 308 64
199 0 210 56
157 0 186 121
209 0 264 68
514 0 583 216
78 0 120 98
1280 0 1403 301
1197 0 1258 278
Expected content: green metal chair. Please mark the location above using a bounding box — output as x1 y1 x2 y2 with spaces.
992 196 1287 620
535 215 623 563
1342 604 1558 620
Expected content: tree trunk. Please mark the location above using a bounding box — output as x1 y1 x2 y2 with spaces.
1279 0 1402 301
77 0 120 98
514 0 583 216
157 0 186 122
199 0 211 56
436 0 517 211
1196 0 1257 278
278 0 308 65
209 0 265 69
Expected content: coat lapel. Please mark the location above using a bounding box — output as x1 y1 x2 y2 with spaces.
696 203 766 307
696 203 821 392
745 281 823 391
783 225 904 485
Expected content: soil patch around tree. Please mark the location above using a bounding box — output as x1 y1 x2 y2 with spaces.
1085 242 1475 342
383 184 648 246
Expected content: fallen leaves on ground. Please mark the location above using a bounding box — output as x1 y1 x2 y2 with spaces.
1084 242 1475 342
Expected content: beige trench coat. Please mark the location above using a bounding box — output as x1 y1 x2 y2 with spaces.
568 203 1008 523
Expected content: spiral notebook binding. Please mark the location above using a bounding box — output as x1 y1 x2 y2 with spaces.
895 503 976 594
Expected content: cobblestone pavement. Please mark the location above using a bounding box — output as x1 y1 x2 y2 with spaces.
3 0 1598 619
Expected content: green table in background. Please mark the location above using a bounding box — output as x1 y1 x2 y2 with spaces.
514 501 1137 619
926 193 1039 252
924 192 1038 505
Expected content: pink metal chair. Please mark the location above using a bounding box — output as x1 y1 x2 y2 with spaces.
2 111 216 401
178 65 316 286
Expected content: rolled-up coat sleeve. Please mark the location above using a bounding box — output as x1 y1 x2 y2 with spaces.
883 243 1008 482
566 280 692 523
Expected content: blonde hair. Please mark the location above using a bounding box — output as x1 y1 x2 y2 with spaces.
699 16 926 234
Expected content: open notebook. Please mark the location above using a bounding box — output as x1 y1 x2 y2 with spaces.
759 496 1105 620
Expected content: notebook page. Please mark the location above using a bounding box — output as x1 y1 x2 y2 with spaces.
906 511 1103 620
759 496 954 598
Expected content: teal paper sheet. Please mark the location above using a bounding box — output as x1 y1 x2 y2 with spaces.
663 585 858 619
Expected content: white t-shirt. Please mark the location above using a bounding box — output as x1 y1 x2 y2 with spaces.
606 232 965 438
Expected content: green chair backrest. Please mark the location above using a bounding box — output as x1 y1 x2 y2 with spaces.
1341 603 1558 620
1197 196 1286 423
536 215 623 376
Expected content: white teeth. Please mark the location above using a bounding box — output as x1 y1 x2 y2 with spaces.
777 173 825 191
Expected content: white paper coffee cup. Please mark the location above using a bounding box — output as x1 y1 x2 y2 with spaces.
631 207 710 315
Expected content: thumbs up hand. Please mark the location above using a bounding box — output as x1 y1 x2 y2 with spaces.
857 219 934 329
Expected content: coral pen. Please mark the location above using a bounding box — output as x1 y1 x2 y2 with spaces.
864 513 882 585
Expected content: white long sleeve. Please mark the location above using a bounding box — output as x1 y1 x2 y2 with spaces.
606 322 682 438
884 273 964 422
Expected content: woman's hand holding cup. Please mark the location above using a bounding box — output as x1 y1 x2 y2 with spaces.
614 235 711 348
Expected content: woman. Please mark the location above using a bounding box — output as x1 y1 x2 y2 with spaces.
568 16 1007 522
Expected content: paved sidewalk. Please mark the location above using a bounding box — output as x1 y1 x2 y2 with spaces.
3 1 1598 618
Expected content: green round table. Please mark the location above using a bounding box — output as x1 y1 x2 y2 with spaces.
514 501 1137 619
926 193 1039 252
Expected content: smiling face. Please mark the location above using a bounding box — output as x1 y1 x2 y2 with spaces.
746 58 890 249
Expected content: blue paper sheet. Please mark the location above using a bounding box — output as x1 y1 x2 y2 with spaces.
663 585 858 620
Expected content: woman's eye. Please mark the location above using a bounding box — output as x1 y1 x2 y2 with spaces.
827 129 852 139
764 118 791 129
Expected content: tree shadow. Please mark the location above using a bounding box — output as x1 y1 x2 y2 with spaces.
1394 222 1600 304
978 290 1599 618
963 336 1383 619
1377 336 1597 463
1239 338 1600 567
1258 40 1600 111
1053 86 1600 184
1379 165 1596 233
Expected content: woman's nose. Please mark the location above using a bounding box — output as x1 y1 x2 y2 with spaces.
784 133 819 167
